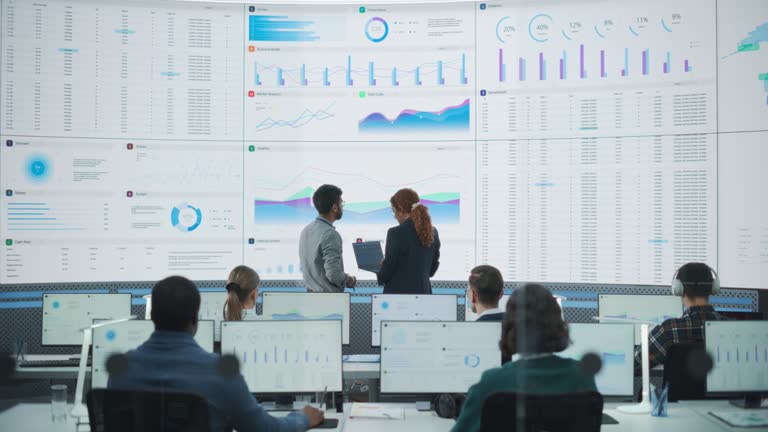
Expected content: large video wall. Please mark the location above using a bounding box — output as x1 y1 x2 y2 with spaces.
1 0 766 288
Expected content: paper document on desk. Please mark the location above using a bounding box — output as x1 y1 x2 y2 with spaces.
709 411 768 427
349 403 405 420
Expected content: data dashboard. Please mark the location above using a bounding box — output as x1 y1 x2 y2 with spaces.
1 0 766 288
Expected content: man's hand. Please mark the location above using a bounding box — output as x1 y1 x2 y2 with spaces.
345 275 357 288
302 406 325 427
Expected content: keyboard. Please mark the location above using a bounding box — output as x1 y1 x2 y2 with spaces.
18 358 90 368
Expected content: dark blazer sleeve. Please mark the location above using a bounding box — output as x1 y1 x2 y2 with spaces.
429 228 440 277
377 226 399 285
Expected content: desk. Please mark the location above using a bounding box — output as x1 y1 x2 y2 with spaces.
1 401 765 432
13 355 90 380
0 403 345 432
14 355 376 382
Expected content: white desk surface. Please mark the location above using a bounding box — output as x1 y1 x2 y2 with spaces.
2 400 766 432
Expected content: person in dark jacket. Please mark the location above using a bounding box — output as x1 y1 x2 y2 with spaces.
377 188 440 294
451 283 597 432
109 276 324 432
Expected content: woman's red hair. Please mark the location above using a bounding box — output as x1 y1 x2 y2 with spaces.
390 188 434 247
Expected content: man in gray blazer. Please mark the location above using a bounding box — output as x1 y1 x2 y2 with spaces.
299 184 357 292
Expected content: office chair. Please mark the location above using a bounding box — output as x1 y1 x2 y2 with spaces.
663 343 708 402
479 391 604 432
87 388 211 432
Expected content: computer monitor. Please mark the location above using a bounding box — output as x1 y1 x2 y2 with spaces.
261 292 350 344
465 295 510 321
598 294 683 344
199 291 227 342
42 293 132 346
220 320 343 393
91 319 216 389
716 311 764 321
705 321 768 407
380 321 501 394
195 320 215 353
371 294 457 346
560 323 635 397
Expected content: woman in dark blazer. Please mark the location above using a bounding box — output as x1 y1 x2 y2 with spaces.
377 189 440 294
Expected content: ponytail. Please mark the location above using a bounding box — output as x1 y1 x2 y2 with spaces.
224 285 244 321
390 188 434 248
223 265 260 321
411 204 434 247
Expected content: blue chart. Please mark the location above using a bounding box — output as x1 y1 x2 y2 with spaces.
25 154 51 183
251 53 469 88
722 22 768 105
715 345 768 364
603 313 678 325
248 15 320 42
707 322 768 392
253 103 336 132
464 353 480 368
241 347 331 365
358 99 470 133
170 203 202 232
270 313 344 321
601 352 627 365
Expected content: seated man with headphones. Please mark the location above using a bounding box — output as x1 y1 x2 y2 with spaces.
633 262 723 371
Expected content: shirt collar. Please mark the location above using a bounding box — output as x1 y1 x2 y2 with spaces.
148 330 198 345
316 216 335 228
476 308 503 319
684 305 715 315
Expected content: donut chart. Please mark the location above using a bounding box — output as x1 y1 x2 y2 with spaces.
171 203 202 232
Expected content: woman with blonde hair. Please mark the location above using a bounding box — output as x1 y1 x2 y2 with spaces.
223 265 261 321
377 188 441 294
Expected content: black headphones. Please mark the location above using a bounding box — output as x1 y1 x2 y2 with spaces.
434 393 466 419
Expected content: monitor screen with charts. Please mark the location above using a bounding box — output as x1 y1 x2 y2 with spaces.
705 321 768 394
42 293 132 346
221 320 343 393
261 292 350 344
92 319 215 389
199 291 227 342
560 323 635 397
371 294 457 346
598 295 683 344
380 321 502 394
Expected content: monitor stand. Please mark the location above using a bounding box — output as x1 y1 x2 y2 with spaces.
729 394 763 409
263 395 295 411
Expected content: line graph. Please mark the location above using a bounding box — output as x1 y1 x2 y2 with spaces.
253 102 336 132
254 187 460 224
250 166 462 196
358 99 470 133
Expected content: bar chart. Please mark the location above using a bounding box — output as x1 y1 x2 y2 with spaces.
706 321 768 393
221 321 343 393
496 45 693 82
250 53 470 88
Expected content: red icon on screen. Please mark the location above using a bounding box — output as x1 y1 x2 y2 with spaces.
248 91 255 97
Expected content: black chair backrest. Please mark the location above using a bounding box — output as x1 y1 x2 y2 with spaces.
663 342 707 402
480 391 603 432
87 388 211 432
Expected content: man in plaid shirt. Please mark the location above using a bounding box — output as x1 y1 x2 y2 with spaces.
634 263 723 371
